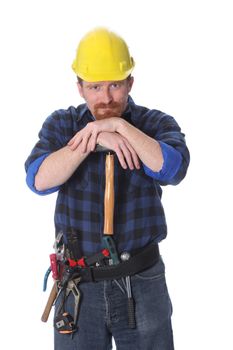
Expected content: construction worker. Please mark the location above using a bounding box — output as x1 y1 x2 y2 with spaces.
25 27 190 350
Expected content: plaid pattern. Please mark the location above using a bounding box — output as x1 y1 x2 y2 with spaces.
25 97 190 256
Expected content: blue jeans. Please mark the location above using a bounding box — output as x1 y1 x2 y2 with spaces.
54 257 174 350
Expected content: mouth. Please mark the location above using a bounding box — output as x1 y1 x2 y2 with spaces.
99 107 114 113
95 109 121 120
99 106 111 110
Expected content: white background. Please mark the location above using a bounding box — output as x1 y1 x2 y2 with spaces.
0 0 232 349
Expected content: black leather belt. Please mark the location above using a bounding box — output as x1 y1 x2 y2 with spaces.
79 242 160 282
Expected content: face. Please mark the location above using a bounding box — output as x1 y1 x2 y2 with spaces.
77 77 134 120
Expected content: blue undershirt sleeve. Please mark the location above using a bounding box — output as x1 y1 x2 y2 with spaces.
26 154 60 195
143 141 182 182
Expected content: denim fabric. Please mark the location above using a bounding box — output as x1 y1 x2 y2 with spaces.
54 257 174 350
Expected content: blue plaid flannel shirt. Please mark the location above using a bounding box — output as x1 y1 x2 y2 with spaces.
25 97 190 257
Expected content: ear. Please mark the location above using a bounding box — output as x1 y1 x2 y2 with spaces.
77 82 84 98
127 76 134 92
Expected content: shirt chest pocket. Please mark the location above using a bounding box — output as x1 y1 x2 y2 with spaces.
119 168 153 192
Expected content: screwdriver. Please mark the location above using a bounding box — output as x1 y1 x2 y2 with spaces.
120 252 136 329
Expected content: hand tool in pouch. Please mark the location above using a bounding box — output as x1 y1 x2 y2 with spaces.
41 233 64 322
121 252 136 328
41 282 58 322
54 277 81 335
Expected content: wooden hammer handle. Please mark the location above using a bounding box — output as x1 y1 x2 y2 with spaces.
41 282 58 322
103 154 114 235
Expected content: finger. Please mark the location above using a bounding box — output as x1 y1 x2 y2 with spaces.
68 129 84 149
80 135 89 153
68 124 91 149
120 144 135 170
129 149 140 169
82 130 98 153
68 137 82 151
67 137 75 146
83 135 95 153
123 141 140 169
86 137 95 153
90 131 98 152
115 147 128 169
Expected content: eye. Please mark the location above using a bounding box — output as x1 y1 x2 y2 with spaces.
110 83 120 89
88 85 101 91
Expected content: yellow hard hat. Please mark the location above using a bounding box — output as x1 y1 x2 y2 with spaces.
72 27 135 82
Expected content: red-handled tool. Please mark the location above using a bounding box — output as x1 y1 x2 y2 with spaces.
50 253 59 280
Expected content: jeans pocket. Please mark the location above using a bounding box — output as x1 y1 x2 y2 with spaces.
134 257 165 281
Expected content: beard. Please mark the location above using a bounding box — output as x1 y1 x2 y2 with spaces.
93 102 123 120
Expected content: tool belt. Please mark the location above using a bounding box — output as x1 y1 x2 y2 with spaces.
78 242 160 282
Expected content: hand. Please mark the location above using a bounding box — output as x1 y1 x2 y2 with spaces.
68 118 120 153
97 132 140 170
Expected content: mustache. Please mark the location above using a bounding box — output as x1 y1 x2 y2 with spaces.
93 102 122 119
94 102 121 109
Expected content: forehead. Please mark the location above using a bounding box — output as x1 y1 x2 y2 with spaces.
83 80 126 87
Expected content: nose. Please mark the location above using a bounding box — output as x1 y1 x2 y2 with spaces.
101 87 113 105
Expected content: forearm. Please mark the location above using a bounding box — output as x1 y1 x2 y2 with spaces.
116 119 163 172
35 146 90 191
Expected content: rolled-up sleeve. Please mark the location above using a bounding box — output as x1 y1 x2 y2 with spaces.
135 108 190 186
143 141 183 184
26 154 60 195
24 112 67 195
154 114 190 185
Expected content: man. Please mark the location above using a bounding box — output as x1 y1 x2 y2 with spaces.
25 27 190 350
